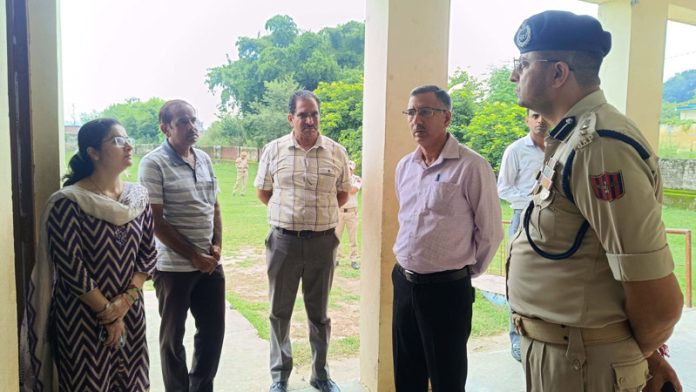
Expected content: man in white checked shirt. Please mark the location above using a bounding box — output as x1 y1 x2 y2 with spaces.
255 90 351 392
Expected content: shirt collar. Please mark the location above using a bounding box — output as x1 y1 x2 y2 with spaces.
162 140 199 166
523 134 536 146
289 132 325 150
410 133 460 164
549 89 607 141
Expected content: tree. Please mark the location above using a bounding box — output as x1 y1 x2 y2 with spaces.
315 79 364 170
243 77 300 147
449 66 525 172
663 69 696 103
92 97 165 143
320 21 365 69
448 68 482 142
462 101 527 172
198 115 245 147
289 32 340 91
207 16 364 114
265 15 298 47
485 66 517 104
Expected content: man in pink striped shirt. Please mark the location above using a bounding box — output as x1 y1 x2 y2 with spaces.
392 85 504 391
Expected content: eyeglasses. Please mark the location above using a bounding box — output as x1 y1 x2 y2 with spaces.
104 136 135 148
294 112 319 120
512 57 574 74
402 107 448 118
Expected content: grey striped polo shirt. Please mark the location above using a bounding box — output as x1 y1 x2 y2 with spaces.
139 141 218 272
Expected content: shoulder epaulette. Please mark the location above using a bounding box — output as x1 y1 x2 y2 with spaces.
595 130 650 160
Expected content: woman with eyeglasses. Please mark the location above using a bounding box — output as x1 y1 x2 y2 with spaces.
22 118 156 391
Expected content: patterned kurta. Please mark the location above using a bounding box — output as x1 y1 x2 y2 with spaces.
46 188 156 391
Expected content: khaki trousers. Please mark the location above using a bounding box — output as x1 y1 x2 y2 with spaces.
232 170 248 195
521 332 649 391
335 209 358 261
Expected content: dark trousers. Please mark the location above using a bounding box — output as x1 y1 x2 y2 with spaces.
391 264 474 392
153 266 226 392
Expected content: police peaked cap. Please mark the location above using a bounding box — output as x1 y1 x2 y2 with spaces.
514 10 611 57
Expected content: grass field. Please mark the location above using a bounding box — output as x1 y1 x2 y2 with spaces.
110 154 694 361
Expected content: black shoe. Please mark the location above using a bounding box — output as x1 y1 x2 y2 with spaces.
269 381 288 392
351 261 360 270
310 378 341 392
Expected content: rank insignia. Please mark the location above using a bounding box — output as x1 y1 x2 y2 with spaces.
590 172 624 201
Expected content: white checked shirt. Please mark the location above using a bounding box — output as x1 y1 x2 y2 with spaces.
255 133 351 231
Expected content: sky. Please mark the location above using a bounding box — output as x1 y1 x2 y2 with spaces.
60 0 696 127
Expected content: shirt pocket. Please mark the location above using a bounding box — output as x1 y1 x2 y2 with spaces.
204 176 218 203
426 182 459 215
316 167 338 193
271 164 295 188
531 191 556 240
611 357 648 392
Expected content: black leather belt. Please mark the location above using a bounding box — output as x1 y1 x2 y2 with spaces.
395 263 470 284
274 227 335 239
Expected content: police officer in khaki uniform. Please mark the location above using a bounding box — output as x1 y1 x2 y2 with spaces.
507 11 684 392
232 151 249 196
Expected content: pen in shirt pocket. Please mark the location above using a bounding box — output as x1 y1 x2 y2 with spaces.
435 174 441 182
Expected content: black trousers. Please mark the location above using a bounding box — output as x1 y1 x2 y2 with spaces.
391 264 474 392
153 266 226 392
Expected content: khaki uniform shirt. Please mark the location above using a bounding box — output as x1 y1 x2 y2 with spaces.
235 156 249 173
508 90 674 328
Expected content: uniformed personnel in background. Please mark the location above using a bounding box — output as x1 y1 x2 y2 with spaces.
507 10 684 392
232 151 249 196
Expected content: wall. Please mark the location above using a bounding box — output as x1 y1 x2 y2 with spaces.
661 159 696 191
0 0 20 388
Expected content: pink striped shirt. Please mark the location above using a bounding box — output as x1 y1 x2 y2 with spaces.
393 134 504 276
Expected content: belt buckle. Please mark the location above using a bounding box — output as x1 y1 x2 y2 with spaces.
404 268 415 275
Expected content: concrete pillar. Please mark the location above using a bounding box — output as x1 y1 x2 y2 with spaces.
360 0 450 390
28 0 64 209
0 1 20 388
598 0 668 150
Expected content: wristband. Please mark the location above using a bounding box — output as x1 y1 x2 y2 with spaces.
657 344 670 358
126 285 142 303
125 291 138 305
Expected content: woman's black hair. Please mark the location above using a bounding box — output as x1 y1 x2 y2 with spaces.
62 118 120 186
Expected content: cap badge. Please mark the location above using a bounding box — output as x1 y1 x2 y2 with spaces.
515 23 532 48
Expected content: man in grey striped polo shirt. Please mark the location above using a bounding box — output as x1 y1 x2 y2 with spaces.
139 100 224 392
255 90 351 392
